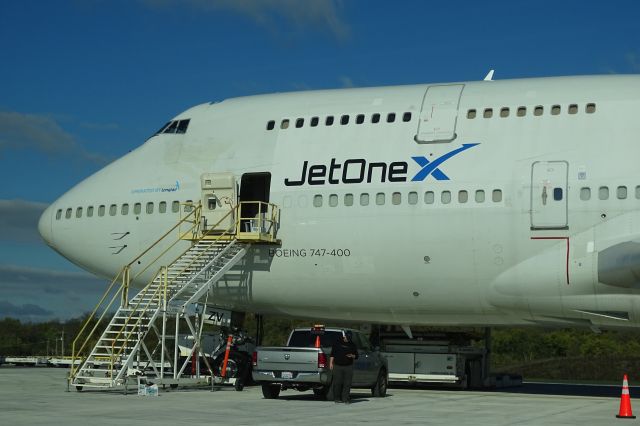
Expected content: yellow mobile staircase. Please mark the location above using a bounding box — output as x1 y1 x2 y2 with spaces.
68 201 280 390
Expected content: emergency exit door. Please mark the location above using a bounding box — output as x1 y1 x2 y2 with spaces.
530 161 568 230
415 84 464 143
200 172 236 232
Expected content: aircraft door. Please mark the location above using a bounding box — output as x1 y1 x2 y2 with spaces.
530 161 568 230
415 84 464 144
200 173 236 232
239 172 271 232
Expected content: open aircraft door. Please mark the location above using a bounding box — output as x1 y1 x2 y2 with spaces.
201 172 236 232
530 161 568 230
415 84 464 143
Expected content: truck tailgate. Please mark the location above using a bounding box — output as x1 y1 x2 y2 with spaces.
256 347 321 372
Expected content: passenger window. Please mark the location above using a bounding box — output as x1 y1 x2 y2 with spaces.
325 116 334 126
424 191 434 204
617 186 628 199
329 194 338 207
109 204 117 216
599 186 609 200
483 108 493 118
360 193 369 206
98 205 105 217
551 105 561 115
356 114 364 124
586 103 596 113
184 200 193 212
376 193 385 205
458 190 468 203
568 104 578 114
310 117 319 127
534 106 543 116
56 209 62 220
386 113 396 123
159 201 167 213
313 195 323 207
134 203 141 215
408 191 418 205
402 112 412 122
441 191 451 204
65 208 72 219
580 187 591 200
172 201 180 213
500 107 509 118
87 206 94 217
467 109 476 119
517 106 526 117
295 118 304 128
344 194 354 206
371 113 380 124
121 204 129 215
176 119 190 134
340 115 349 125
492 189 502 202
76 207 83 218
266 120 275 130
553 188 563 201
392 192 401 205
475 190 485 203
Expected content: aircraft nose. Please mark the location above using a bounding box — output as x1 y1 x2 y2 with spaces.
38 205 53 246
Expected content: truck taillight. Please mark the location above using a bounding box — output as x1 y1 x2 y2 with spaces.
252 351 257 367
318 352 327 368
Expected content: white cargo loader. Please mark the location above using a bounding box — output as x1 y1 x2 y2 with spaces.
378 331 488 388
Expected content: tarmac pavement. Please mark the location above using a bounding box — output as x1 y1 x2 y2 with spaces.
0 367 632 425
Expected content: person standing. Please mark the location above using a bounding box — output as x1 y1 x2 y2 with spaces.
330 331 359 403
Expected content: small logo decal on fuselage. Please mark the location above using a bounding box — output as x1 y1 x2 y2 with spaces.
131 180 181 194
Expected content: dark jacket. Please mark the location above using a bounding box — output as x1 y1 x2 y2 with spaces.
331 339 359 366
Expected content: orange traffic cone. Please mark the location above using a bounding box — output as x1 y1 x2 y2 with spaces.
314 335 321 348
616 374 636 419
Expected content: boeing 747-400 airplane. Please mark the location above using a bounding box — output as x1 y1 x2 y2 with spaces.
39 75 640 330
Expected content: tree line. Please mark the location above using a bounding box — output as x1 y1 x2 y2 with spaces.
2 315 639 381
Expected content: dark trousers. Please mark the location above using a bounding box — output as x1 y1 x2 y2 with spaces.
332 364 353 402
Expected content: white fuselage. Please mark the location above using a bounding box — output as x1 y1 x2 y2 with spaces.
39 75 640 329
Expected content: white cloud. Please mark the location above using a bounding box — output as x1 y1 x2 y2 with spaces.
0 199 48 243
0 111 111 165
142 0 350 41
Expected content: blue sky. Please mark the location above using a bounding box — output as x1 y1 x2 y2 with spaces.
1 0 639 321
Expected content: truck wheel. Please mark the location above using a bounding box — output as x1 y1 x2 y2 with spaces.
371 370 387 397
261 383 281 399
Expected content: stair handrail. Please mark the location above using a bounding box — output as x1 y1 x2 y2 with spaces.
106 205 241 378
69 267 127 381
126 202 203 285
68 203 201 382
109 266 167 380
71 199 282 384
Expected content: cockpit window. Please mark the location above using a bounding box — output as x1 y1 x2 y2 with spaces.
155 122 171 134
176 119 190 134
163 121 179 134
150 118 191 139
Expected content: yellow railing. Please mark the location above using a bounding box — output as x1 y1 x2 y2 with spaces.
69 200 280 384
69 202 202 381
